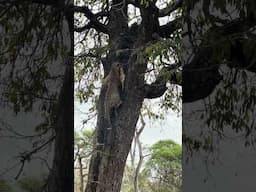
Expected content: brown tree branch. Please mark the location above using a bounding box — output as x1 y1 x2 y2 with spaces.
144 65 181 99
183 16 256 103
159 0 182 17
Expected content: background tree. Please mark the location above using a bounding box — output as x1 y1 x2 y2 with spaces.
145 140 181 192
74 130 94 192
120 139 181 192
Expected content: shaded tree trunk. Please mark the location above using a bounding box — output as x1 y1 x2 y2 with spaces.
46 7 74 192
46 59 74 192
84 41 146 192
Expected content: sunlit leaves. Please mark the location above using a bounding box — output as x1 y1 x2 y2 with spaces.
145 139 182 192
149 140 181 163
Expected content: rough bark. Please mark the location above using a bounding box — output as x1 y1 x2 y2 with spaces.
84 41 146 192
81 0 184 191
84 1 148 191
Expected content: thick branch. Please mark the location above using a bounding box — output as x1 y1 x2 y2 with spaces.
159 17 182 38
159 0 182 17
127 0 141 8
31 0 57 6
183 17 256 103
144 65 181 99
29 1 109 34
189 16 256 70
95 11 108 17
183 65 222 103
5 0 62 7
74 22 93 32
73 5 109 34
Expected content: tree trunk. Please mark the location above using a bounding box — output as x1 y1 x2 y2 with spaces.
78 156 84 192
84 1 170 191
46 59 74 192
133 115 145 192
46 9 74 192
84 49 146 192
84 23 147 192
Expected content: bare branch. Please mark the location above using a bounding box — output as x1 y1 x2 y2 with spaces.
159 0 182 17
133 113 145 192
14 136 55 180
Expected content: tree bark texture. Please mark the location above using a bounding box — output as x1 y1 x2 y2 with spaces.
85 39 146 192
84 2 149 192
82 0 183 191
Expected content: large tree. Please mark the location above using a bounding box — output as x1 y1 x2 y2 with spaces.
76 0 256 190
73 0 182 191
145 140 181 192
